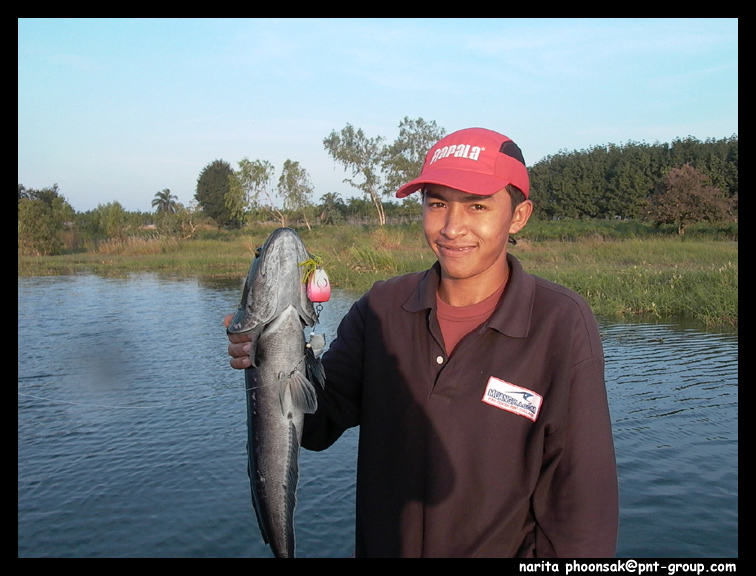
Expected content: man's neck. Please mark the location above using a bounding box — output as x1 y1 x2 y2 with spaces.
437 265 510 307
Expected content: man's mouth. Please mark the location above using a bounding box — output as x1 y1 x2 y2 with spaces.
436 243 475 256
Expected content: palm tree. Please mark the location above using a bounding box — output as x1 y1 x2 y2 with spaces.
152 188 178 214
318 192 346 224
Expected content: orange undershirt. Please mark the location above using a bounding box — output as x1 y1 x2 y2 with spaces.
436 282 507 356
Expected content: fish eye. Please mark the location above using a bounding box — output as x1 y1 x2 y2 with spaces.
254 247 262 258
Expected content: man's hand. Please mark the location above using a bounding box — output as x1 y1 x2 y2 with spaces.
224 313 252 370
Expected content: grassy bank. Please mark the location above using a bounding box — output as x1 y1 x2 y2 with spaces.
18 222 738 330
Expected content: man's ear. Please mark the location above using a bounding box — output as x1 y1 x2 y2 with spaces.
509 200 533 235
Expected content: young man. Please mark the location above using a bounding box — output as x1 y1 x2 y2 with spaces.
226 128 619 557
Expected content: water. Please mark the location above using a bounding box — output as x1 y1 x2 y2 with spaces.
603 323 738 557
17 275 738 558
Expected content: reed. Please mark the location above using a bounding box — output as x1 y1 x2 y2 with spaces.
18 223 737 329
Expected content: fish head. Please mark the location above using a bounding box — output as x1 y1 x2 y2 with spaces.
227 228 318 336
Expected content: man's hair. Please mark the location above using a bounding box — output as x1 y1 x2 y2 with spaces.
506 184 526 211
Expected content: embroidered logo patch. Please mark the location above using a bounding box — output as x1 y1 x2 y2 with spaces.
481 377 543 422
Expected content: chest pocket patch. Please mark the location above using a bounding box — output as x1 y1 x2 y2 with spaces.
481 376 543 422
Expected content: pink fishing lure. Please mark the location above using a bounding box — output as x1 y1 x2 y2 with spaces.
306 267 331 303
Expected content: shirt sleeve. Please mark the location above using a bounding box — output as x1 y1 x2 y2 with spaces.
301 295 366 451
532 350 619 557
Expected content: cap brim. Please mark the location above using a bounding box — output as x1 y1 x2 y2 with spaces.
395 168 511 198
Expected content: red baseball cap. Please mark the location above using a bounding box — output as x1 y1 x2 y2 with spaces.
395 127 530 199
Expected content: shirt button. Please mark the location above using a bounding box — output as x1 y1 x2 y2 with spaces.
436 356 444 364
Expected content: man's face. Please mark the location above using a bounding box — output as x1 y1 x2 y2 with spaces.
422 185 530 285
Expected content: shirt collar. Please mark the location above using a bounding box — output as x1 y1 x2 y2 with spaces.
402 254 535 338
402 261 441 313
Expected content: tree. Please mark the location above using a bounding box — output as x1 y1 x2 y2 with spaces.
155 200 204 239
648 164 732 235
95 201 129 240
324 124 387 225
17 183 75 255
231 158 284 226
528 136 737 221
381 117 446 196
317 192 347 225
277 159 315 229
151 188 178 214
195 159 240 228
323 118 448 225
18 183 29 202
603 143 658 219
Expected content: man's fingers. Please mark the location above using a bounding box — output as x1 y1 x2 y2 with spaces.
228 341 251 369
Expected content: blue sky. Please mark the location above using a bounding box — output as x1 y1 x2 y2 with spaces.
18 18 738 213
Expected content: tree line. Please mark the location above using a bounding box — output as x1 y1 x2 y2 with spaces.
18 117 737 255
196 117 445 228
529 135 738 225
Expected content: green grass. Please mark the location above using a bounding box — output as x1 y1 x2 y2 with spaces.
18 222 738 330
515 237 738 327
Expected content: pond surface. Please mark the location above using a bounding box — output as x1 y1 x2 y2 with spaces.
18 274 737 557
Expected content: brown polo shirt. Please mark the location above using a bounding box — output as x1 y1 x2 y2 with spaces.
303 254 618 558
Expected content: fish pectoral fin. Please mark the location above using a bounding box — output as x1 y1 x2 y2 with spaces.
278 370 318 415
